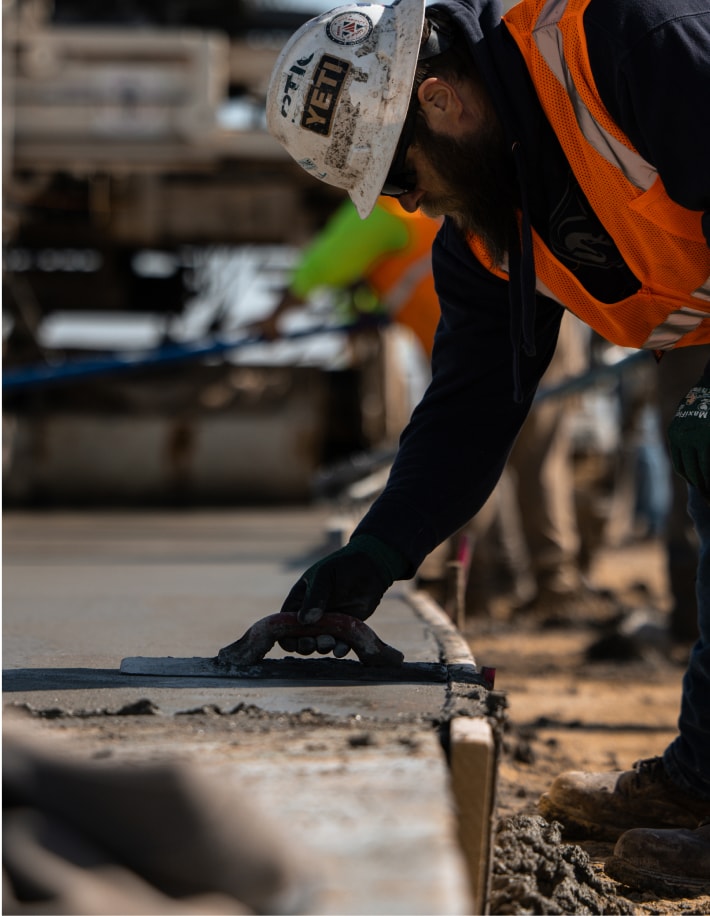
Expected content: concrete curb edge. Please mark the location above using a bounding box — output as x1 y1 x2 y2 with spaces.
405 587 477 667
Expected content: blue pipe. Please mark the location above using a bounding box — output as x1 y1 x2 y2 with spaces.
533 349 653 403
2 321 382 393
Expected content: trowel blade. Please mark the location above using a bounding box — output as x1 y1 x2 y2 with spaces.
120 656 222 677
119 655 451 683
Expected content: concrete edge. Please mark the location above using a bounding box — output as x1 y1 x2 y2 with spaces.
404 588 499 915
450 717 497 915
404 587 477 667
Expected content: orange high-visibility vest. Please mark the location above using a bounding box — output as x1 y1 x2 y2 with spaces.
469 0 710 350
368 197 442 356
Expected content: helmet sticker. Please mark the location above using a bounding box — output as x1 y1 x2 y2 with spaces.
326 11 373 45
297 158 327 180
301 55 350 136
279 53 314 118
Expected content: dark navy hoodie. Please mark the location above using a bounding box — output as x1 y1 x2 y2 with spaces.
354 0 710 574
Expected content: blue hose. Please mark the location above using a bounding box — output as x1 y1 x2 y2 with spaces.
2 321 382 393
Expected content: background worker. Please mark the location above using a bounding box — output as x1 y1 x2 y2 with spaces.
254 196 442 361
504 311 596 619
264 0 710 893
439 310 600 623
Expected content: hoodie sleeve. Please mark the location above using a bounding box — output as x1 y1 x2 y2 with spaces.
353 220 564 574
583 0 710 247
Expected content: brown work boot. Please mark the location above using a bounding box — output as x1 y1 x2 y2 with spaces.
515 582 620 627
538 757 710 841
605 822 710 897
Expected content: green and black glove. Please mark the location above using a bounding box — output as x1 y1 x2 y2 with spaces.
667 367 710 500
279 534 410 656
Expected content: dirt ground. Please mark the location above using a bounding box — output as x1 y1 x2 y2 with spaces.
463 536 710 915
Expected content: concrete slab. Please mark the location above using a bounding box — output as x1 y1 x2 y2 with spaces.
3 509 501 914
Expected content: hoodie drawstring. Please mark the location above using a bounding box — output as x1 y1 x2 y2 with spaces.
508 141 537 403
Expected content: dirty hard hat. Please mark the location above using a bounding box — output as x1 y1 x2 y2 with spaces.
266 0 426 218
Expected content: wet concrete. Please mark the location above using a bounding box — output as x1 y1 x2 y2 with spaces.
3 508 499 914
490 815 634 915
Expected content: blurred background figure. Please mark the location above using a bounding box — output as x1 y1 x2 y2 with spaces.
251 196 442 364
504 312 598 620
2 713 311 916
603 345 672 549
451 312 609 624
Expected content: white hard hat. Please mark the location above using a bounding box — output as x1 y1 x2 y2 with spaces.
266 0 426 218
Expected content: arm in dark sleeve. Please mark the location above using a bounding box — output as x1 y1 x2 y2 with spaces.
353 220 564 574
584 0 710 244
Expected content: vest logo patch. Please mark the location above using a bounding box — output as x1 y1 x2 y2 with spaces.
550 180 624 271
326 12 373 45
301 55 349 137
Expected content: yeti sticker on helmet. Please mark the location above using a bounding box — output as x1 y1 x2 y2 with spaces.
326 11 373 45
301 55 350 136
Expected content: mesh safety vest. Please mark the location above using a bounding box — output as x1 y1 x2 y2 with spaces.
469 0 710 350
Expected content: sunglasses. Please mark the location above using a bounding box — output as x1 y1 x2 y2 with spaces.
380 98 419 198
380 16 453 198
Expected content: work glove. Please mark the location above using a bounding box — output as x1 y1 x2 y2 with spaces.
279 534 409 657
667 368 710 501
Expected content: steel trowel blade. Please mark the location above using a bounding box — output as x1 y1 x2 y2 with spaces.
119 655 451 683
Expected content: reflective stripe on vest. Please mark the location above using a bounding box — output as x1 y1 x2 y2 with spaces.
381 252 433 313
533 0 657 193
491 0 710 350
367 202 442 355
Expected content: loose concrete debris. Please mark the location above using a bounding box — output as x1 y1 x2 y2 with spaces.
489 814 634 915
12 699 162 719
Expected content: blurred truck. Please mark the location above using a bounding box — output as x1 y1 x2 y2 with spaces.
3 0 414 505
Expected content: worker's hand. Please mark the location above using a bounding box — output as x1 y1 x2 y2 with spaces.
667 370 710 500
278 535 409 657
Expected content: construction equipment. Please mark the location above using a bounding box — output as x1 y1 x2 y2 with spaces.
2 3 417 507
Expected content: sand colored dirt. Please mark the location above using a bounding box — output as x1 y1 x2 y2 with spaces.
467 538 710 915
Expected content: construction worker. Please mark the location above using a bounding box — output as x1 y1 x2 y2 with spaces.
264 0 710 895
254 196 442 359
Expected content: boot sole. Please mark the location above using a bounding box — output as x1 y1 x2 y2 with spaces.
605 855 710 898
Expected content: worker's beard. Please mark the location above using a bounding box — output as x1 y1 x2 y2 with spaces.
413 112 518 266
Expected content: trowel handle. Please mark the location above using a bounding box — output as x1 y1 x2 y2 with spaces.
216 612 404 668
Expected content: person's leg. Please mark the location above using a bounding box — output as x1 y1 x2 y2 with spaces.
662 484 710 798
537 487 710 847
657 346 710 641
598 487 710 896
512 401 581 596
666 474 700 641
